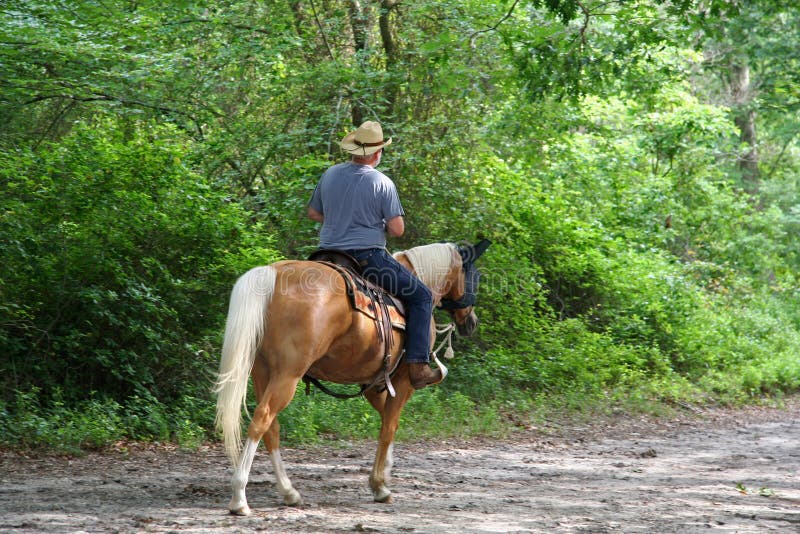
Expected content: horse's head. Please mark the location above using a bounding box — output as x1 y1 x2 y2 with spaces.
439 239 491 337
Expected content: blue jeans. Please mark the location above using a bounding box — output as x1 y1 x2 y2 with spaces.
347 248 432 363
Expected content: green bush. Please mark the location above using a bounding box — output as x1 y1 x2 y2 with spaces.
0 388 219 452
0 388 121 453
3 28 800 455
0 119 280 406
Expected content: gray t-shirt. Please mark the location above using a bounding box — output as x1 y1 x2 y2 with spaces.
308 162 405 250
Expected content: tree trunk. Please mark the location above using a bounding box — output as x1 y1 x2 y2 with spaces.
730 62 760 188
348 0 370 54
347 0 372 126
379 0 400 117
288 0 334 62
288 1 307 40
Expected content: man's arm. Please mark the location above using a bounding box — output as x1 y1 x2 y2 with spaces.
307 206 324 223
385 215 404 237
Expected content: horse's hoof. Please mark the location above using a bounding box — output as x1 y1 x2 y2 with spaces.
373 487 392 503
284 489 303 506
229 505 252 516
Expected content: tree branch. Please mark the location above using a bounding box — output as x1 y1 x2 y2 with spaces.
33 99 76 150
309 0 336 61
469 0 520 48
576 1 591 46
23 92 211 139
765 129 799 180
162 18 274 36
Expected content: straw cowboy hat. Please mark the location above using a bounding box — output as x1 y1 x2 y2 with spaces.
340 121 392 156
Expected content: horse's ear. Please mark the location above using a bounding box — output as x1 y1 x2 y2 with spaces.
473 239 491 260
459 238 492 264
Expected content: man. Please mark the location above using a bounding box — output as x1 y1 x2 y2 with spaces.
307 120 442 390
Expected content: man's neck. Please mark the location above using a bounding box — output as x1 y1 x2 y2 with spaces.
351 152 380 167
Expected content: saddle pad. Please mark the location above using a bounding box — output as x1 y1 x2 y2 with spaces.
352 287 406 330
322 262 406 331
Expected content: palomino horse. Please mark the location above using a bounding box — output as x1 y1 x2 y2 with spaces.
215 239 490 515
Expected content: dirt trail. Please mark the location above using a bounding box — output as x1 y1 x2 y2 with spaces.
1 401 799 533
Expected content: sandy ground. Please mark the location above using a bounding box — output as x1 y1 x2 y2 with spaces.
1 400 799 533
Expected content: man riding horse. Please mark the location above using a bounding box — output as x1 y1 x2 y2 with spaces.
215 120 489 514
307 120 443 390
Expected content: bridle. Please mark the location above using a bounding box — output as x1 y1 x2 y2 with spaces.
438 239 490 310
439 260 479 310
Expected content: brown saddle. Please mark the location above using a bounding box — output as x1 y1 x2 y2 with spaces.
308 249 406 327
307 249 363 274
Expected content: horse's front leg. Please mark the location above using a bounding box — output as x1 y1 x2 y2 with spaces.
364 377 414 503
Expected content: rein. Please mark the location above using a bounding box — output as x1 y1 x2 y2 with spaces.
433 322 455 360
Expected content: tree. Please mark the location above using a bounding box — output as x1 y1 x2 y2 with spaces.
693 0 800 190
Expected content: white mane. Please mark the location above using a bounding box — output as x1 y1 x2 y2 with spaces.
395 243 458 295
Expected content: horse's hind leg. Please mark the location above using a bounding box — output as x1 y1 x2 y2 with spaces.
229 372 301 516
251 361 302 506
229 430 258 515
263 418 302 505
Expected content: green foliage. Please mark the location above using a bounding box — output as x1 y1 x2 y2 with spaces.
0 389 215 453
2 0 800 452
271 384 505 445
277 388 377 445
397 388 506 440
0 388 122 453
0 119 280 406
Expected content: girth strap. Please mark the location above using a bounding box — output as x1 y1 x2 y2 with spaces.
302 350 405 399
303 376 368 399
367 279 397 397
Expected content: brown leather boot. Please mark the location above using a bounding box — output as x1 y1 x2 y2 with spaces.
408 362 444 390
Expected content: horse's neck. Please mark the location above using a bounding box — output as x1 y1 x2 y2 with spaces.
395 243 455 299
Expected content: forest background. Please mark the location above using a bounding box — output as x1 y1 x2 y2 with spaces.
2 0 799 452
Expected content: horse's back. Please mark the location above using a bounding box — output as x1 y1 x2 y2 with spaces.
266 259 351 331
269 260 350 305
254 261 355 373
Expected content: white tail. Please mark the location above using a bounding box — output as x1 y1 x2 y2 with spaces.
214 265 276 465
